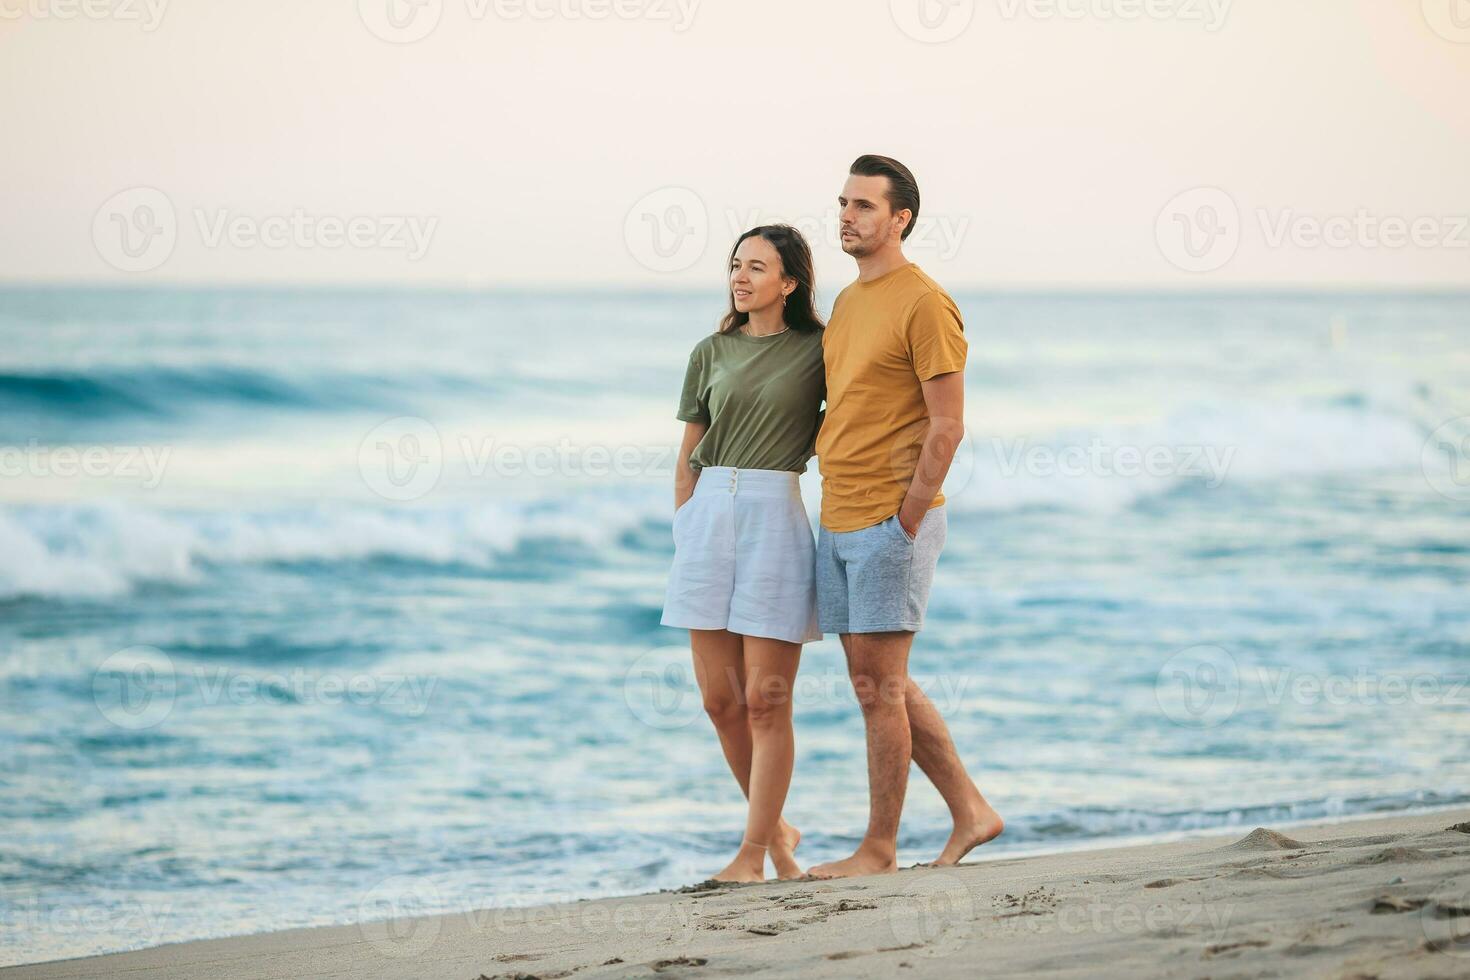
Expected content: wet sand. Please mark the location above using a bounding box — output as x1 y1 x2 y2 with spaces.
6 807 1469 979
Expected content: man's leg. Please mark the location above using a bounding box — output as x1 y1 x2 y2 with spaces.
902 675 1005 864
824 632 1003 864
888 505 1004 863
809 629 913 878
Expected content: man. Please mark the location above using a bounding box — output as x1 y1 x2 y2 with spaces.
809 154 1003 879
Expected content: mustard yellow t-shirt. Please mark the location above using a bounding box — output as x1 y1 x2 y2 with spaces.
815 263 967 532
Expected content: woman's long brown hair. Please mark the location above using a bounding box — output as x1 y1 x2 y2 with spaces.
717 224 825 335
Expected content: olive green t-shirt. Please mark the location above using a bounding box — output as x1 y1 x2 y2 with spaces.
677 326 826 473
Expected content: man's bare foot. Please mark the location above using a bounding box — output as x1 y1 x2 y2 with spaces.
770 820 803 879
808 839 897 880
930 797 1004 866
711 840 767 883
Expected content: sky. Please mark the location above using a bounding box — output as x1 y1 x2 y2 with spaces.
1 0 1468 289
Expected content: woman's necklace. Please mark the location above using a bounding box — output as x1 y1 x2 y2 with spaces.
742 322 789 338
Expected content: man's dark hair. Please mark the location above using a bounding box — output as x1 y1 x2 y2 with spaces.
849 154 920 241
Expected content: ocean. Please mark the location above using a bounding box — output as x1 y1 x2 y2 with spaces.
2 286 1468 966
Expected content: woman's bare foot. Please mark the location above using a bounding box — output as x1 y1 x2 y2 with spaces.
711 840 768 883
770 820 803 879
931 796 1004 866
808 838 897 880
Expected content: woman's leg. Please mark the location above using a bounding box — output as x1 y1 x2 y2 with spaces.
690 627 750 789
690 628 802 879
712 635 803 882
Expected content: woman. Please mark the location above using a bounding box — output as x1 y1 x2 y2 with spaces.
660 224 826 883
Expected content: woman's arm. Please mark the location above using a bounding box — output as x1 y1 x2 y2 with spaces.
674 420 707 510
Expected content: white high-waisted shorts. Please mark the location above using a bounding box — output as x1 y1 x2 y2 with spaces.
660 465 822 645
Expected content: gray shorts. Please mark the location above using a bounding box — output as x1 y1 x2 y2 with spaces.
816 506 947 634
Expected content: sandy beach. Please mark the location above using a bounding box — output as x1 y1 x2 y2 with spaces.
7 807 1469 979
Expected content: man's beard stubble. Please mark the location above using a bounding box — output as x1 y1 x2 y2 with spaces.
841 233 875 258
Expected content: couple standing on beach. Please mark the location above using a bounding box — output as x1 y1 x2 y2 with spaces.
660 155 1005 883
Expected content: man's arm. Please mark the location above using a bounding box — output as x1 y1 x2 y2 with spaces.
898 370 964 537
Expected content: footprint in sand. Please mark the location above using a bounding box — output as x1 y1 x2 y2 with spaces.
651 955 709 971
824 942 924 961
1372 895 1429 914
1202 938 1269 958
746 920 796 935
1227 866 1297 880
742 896 880 931
992 886 1058 916
832 899 878 912
1356 846 1436 865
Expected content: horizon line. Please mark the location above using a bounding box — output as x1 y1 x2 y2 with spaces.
2 279 1469 299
